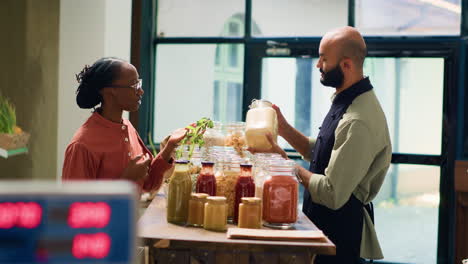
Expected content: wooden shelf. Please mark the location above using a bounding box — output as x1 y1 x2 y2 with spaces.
0 147 28 158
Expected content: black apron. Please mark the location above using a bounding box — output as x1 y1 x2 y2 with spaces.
303 78 373 264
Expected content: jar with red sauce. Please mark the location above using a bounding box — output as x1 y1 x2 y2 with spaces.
262 159 298 229
234 164 255 223
196 161 216 196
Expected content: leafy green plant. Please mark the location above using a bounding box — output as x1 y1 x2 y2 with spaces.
176 117 214 160
0 94 16 134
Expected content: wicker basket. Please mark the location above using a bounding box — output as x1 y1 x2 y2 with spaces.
0 132 30 150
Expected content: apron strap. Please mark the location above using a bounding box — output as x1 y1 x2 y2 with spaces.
364 202 374 224
363 202 375 263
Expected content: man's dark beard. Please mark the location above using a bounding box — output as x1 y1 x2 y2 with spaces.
320 64 344 88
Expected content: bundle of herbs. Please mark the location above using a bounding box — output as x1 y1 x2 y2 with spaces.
175 117 214 160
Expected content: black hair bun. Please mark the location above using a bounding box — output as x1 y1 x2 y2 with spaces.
76 82 102 109
74 58 124 109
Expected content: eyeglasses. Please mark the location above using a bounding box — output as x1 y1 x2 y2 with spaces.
109 79 143 92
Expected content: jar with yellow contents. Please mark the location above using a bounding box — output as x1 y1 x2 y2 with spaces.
167 160 192 225
204 196 228 232
187 193 209 227
238 197 262 229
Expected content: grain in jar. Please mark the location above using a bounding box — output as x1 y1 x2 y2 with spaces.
216 157 241 221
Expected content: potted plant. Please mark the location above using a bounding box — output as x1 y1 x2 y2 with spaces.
0 94 30 151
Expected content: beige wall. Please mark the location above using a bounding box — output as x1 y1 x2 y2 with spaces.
57 0 132 180
0 0 60 180
0 0 132 180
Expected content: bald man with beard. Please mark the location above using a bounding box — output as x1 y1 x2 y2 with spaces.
261 27 392 263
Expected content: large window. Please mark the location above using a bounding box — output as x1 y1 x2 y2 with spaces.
153 44 244 141
356 0 461 36
252 0 348 37
139 1 464 263
261 57 444 155
156 0 245 37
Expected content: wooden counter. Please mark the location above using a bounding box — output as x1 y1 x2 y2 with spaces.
138 194 335 264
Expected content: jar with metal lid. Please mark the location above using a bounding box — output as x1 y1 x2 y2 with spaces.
263 159 298 229
204 196 228 232
238 197 262 229
187 193 209 227
167 160 192 225
245 99 278 152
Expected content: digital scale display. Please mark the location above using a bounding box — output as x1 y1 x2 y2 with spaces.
0 181 137 264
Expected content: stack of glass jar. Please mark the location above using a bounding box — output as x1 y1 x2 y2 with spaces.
166 116 299 231
167 159 229 232
166 157 299 230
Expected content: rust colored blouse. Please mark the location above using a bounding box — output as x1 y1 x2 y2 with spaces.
62 112 172 192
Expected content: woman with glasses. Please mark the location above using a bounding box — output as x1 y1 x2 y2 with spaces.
62 57 186 192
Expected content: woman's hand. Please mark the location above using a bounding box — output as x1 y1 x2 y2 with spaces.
167 128 187 147
121 153 152 182
159 128 187 162
247 132 288 159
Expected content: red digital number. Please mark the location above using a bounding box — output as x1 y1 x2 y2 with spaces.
0 202 42 229
68 202 111 228
72 233 111 259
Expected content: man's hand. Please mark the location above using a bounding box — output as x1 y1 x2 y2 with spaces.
121 153 152 182
247 132 288 159
295 164 312 188
272 104 291 137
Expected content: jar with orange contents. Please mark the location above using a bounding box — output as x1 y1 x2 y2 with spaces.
262 159 298 229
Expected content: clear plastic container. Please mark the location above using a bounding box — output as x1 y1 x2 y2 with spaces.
262 159 298 229
245 99 278 152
